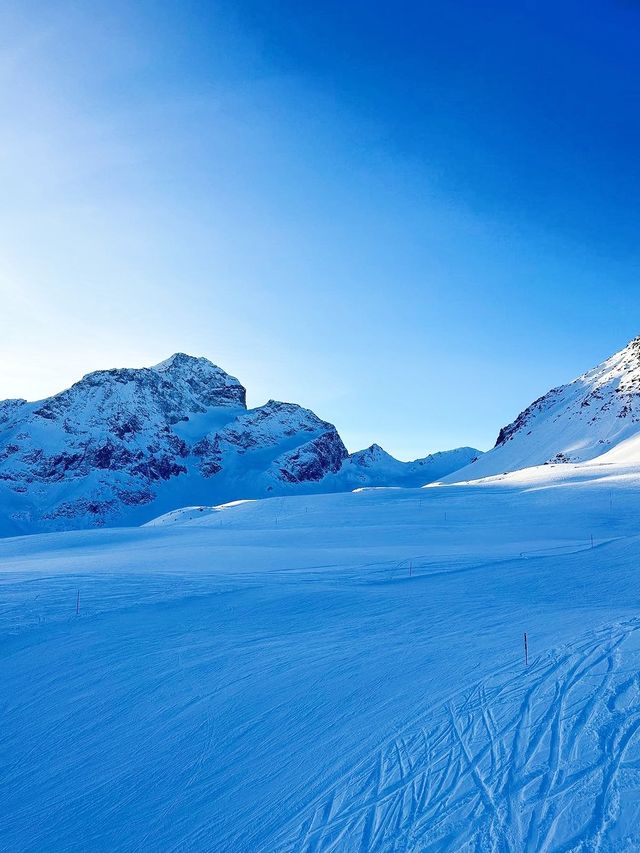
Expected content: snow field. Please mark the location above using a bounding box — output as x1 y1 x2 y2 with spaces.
3 468 640 850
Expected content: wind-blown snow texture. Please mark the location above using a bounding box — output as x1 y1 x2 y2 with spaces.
3 460 640 851
0 354 479 536
447 335 640 482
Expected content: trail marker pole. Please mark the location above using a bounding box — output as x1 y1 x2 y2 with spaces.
591 534 594 549
524 632 529 667
409 560 412 578
76 589 80 616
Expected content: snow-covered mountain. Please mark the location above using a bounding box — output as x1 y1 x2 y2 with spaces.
447 335 640 482
326 443 482 490
0 354 480 535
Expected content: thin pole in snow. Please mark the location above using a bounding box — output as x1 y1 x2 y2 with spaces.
591 534 594 549
76 589 80 616
524 632 528 667
409 560 412 578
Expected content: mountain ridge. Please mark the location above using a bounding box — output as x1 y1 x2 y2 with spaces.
0 353 480 535
445 335 640 483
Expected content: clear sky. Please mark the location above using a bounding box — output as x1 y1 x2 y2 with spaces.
1 1 639 458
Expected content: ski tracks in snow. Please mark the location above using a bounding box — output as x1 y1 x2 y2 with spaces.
272 620 640 852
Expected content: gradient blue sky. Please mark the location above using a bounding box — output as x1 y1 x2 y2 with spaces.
1 1 639 458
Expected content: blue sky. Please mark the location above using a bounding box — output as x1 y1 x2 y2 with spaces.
1 1 639 457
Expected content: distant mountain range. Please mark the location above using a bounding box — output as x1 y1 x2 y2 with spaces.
0 353 480 535
447 335 640 483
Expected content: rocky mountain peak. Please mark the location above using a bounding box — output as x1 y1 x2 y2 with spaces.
151 353 247 408
28 355 247 426
152 352 203 371
0 354 480 535
365 443 386 454
350 444 394 467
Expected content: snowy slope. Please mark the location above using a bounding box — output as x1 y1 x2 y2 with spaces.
0 354 480 536
447 334 640 482
3 465 640 850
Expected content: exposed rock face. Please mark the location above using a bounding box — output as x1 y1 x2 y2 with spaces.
0 354 479 535
0 399 27 422
192 400 348 485
273 428 348 484
0 355 248 533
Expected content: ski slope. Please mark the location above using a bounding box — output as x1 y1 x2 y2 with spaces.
3 464 640 850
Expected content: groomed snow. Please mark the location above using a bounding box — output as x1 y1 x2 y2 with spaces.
3 464 640 850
